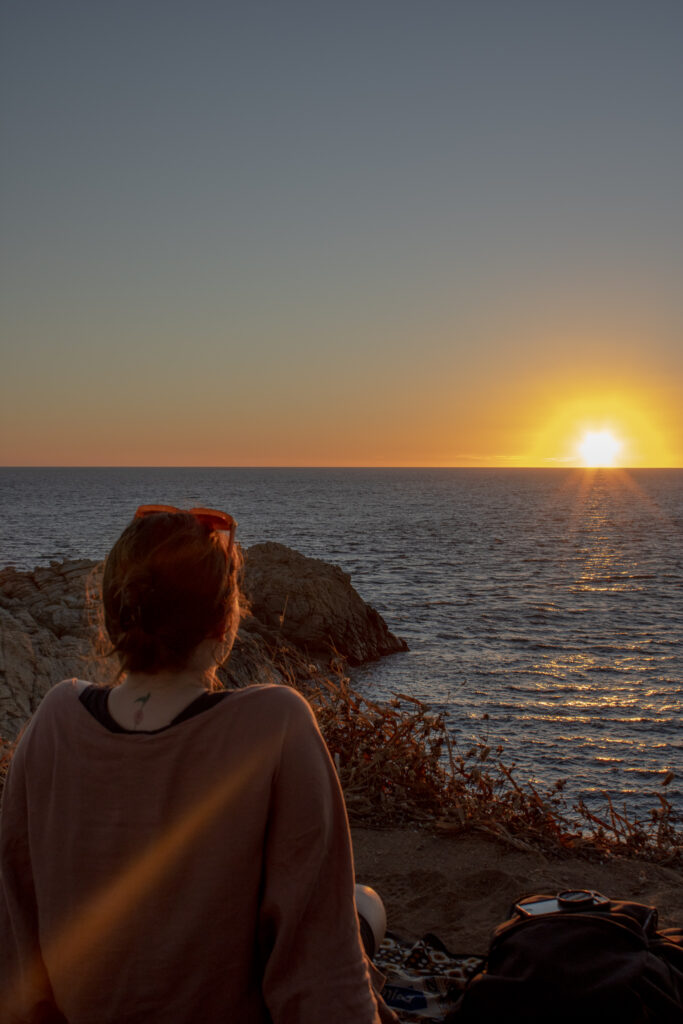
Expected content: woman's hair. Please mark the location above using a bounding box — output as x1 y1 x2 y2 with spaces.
102 511 241 676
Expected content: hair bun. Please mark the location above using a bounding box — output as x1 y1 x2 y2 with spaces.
119 581 158 633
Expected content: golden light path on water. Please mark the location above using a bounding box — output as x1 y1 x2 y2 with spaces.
343 465 680 816
516 468 677 800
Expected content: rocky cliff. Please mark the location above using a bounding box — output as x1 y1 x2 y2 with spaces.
0 542 407 741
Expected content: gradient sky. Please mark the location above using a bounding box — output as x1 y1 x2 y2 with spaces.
1 1 681 466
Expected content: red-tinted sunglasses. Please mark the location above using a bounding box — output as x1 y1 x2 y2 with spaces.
134 504 237 556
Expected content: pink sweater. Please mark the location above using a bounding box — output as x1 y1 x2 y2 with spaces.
0 680 395 1023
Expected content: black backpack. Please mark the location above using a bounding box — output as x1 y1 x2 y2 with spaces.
448 891 683 1024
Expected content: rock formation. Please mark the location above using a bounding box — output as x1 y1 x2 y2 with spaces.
242 542 408 665
0 543 407 741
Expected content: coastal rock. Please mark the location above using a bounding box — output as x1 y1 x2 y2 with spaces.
0 561 116 739
0 546 407 741
242 542 409 665
0 604 114 740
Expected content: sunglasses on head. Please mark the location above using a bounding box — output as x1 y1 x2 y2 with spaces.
134 504 237 557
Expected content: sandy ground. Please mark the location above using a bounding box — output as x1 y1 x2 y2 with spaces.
351 826 683 952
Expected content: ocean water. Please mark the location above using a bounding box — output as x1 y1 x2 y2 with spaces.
1 467 681 817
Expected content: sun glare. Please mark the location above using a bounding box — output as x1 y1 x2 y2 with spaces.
578 430 622 467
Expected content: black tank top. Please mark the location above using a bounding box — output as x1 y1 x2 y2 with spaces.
78 685 230 734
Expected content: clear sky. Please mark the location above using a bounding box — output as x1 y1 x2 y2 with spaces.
1 1 681 466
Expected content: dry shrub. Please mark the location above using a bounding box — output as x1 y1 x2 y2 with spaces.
304 678 456 825
297 675 682 865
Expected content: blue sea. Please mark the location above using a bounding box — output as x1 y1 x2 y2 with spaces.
1 467 681 818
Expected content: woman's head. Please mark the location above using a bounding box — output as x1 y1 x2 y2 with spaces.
102 506 241 677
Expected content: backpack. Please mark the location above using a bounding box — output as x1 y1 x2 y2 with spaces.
448 891 683 1024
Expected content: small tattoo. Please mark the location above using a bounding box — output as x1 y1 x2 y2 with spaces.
133 692 151 727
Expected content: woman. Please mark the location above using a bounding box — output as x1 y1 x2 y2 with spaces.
0 505 396 1023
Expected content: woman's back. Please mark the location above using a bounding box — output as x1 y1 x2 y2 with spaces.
1 680 384 1023
1 506 393 1023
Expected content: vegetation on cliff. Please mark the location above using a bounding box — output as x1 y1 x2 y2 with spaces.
309 679 681 865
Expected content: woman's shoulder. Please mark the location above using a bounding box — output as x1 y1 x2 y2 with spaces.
18 679 89 734
228 682 315 719
217 684 319 743
42 677 92 705
27 677 86 714
173 685 320 762
8 680 88 765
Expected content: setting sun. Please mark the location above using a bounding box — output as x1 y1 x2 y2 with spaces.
524 380 680 469
578 430 622 467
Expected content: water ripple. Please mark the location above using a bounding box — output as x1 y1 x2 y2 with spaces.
1 466 681 817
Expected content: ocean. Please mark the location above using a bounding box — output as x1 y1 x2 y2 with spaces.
1 467 681 818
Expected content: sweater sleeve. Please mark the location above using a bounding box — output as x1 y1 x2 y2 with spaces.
257 689 395 1024
0 747 66 1024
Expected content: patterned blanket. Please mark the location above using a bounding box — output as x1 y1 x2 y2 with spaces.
375 933 486 1023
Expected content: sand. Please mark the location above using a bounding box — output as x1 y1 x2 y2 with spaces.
351 826 683 951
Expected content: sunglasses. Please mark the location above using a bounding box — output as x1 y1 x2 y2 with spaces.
134 504 237 556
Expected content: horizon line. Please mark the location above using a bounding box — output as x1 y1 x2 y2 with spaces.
1 464 680 471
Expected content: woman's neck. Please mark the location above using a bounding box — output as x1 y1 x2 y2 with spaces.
122 669 209 695
110 670 210 731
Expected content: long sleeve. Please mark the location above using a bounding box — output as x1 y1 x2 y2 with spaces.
0 752 65 1024
257 689 394 1024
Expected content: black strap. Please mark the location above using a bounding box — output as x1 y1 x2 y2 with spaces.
79 685 229 734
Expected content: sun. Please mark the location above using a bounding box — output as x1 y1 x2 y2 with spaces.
578 429 622 467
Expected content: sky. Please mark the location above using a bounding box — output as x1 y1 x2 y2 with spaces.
1 0 681 467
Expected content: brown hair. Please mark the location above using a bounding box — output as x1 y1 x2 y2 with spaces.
102 511 241 676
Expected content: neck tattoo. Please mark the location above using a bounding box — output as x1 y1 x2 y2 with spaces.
133 692 151 727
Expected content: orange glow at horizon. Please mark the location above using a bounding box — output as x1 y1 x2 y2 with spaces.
1 364 679 468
